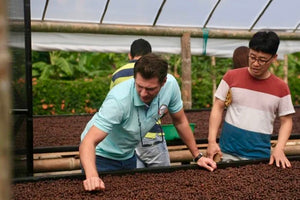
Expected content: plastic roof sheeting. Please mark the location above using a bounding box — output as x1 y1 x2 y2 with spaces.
26 32 300 59
31 0 300 32
28 0 300 57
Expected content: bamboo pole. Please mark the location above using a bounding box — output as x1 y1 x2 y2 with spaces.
26 21 300 40
34 170 82 177
168 139 300 151
169 144 300 163
181 32 192 109
281 145 300 155
31 139 300 157
31 140 300 173
211 56 216 104
283 54 288 84
168 143 209 151
0 0 12 198
34 157 81 172
34 151 79 159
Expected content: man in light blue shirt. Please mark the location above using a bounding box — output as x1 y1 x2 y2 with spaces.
80 53 217 191
82 74 179 160
110 38 170 168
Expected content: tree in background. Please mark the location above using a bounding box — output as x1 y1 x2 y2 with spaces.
32 51 300 115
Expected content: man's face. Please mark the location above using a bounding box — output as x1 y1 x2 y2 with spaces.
248 49 276 79
135 73 165 104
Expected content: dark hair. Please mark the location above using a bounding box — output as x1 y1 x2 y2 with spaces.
130 38 152 58
249 31 280 55
134 53 168 84
232 46 249 69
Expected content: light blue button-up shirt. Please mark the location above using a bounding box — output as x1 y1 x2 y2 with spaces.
81 74 182 160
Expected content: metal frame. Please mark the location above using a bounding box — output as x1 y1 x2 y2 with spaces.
25 0 33 176
11 0 34 176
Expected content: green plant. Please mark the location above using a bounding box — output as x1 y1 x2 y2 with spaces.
288 53 300 105
32 77 110 115
32 51 128 80
31 51 300 115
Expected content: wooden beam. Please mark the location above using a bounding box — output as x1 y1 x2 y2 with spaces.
30 139 300 173
23 21 300 40
34 157 80 173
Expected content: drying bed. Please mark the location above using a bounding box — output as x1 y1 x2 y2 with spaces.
32 107 300 148
12 159 300 200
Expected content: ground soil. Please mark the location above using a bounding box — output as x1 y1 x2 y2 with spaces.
12 160 300 200
33 107 300 147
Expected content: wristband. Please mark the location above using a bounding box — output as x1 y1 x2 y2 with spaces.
193 152 203 162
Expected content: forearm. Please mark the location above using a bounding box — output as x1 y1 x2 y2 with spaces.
79 141 99 178
176 122 199 157
79 126 107 178
171 110 199 157
275 115 293 150
208 99 224 144
171 110 217 171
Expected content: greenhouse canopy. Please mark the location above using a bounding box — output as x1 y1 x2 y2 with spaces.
13 0 300 58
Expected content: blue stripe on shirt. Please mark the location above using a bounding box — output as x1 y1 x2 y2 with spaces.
148 123 162 133
111 68 134 82
219 121 271 159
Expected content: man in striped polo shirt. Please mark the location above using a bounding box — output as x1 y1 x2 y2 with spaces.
110 38 170 168
207 31 295 168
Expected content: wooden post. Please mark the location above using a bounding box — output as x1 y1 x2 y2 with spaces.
181 32 192 109
283 54 288 84
0 0 12 198
211 56 216 104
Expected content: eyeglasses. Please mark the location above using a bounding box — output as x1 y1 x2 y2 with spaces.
248 55 273 65
136 103 164 147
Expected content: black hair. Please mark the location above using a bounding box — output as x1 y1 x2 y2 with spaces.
130 38 152 58
134 53 168 84
249 31 280 55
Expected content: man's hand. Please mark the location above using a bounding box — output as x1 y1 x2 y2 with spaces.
83 176 105 191
206 142 222 161
269 148 291 169
197 157 217 172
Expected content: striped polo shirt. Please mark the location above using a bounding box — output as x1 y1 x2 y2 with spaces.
110 61 136 89
215 67 295 159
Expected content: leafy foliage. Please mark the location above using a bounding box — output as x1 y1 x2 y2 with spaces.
32 51 300 115
33 77 110 115
287 53 300 105
32 51 127 80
